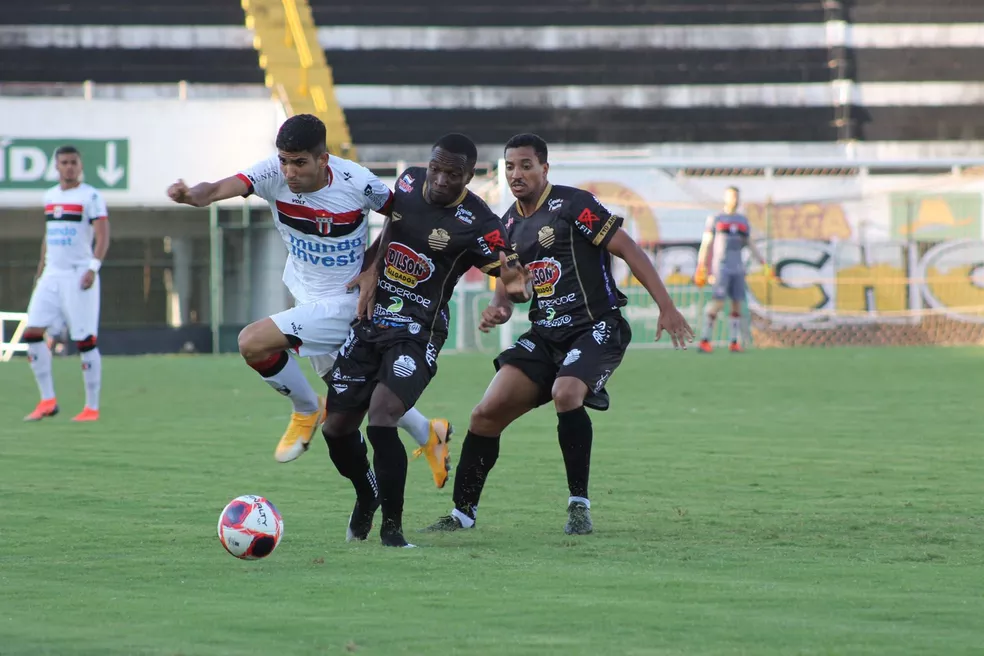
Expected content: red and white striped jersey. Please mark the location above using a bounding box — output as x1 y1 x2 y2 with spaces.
42 183 108 272
237 154 393 304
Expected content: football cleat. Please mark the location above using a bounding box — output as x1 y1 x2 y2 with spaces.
564 501 593 536
729 342 744 353
346 496 380 542
24 398 58 422
380 519 416 548
412 418 453 488
71 407 100 422
422 514 472 532
697 339 713 354
274 396 326 463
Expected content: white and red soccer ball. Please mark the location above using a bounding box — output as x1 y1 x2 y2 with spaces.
217 495 284 559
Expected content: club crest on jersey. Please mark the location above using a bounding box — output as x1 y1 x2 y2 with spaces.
398 174 415 193
52 205 64 219
455 205 474 225
548 198 563 212
538 226 555 248
528 257 562 297
428 228 451 251
384 242 434 288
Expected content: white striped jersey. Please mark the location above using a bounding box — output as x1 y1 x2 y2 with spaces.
237 154 393 304
42 183 108 272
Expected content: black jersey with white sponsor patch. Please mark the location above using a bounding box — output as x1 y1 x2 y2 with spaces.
366 167 518 342
501 184 626 338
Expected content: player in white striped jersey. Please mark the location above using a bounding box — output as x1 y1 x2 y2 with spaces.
23 145 111 423
167 115 453 486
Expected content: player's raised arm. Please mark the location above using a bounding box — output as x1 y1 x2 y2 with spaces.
607 227 694 349
167 175 250 208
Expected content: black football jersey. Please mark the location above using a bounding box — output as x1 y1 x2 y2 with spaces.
501 184 626 337
368 167 518 341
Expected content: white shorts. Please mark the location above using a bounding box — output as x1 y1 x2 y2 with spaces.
270 294 358 378
27 270 100 341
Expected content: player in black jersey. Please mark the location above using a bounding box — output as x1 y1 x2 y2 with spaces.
321 133 532 548
426 133 693 536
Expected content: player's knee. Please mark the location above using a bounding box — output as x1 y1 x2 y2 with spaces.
23 328 46 343
76 335 97 352
237 324 264 361
322 412 356 440
470 397 504 434
551 378 587 413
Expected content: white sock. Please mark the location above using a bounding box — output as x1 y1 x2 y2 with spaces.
28 341 56 400
80 348 102 410
261 354 320 414
730 315 741 343
569 496 591 509
452 508 476 528
397 407 431 446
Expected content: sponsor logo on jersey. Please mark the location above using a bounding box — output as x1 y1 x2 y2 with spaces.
592 321 610 344
379 280 433 308
538 226 556 248
384 242 434 289
538 292 576 309
563 349 581 366
516 338 536 352
536 308 573 328
425 342 438 368
476 229 507 256
528 257 562 297
428 228 451 251
398 174 415 193
455 205 474 225
408 322 422 335
393 355 417 378
548 198 563 212
575 208 601 240
594 369 612 393
288 234 364 267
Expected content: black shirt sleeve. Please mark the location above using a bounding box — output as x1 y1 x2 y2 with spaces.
468 211 520 277
562 190 624 249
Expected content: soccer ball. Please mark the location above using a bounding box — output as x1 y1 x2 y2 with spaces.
217 495 284 559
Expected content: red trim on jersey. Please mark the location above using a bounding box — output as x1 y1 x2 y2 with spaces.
235 173 254 196
92 216 108 221
378 191 394 216
44 204 85 213
325 165 334 187
274 200 363 225
715 221 749 235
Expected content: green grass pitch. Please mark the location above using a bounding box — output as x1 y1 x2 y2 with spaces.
1 346 982 655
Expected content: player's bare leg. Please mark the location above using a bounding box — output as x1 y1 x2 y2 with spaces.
239 318 324 462
728 298 744 352
698 298 725 353
363 384 417 548
72 335 101 421
552 376 593 535
426 365 540 532
23 327 59 421
321 408 378 542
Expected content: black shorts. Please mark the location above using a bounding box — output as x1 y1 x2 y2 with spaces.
494 312 631 409
326 324 442 414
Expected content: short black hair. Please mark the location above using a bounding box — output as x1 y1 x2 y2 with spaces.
433 133 478 166
55 145 80 159
504 133 548 164
276 114 327 155
726 186 740 194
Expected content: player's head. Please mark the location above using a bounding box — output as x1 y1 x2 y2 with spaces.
275 114 329 193
55 145 82 186
503 133 549 203
425 133 477 205
724 186 740 213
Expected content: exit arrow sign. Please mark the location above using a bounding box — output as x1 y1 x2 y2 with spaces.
0 138 129 190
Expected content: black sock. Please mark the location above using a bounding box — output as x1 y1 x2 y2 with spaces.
558 406 593 500
452 431 501 519
324 429 377 502
365 426 407 533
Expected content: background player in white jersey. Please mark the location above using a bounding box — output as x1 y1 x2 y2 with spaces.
694 186 772 353
23 145 110 422
166 115 453 486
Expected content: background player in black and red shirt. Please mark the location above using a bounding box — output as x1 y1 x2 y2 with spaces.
322 133 532 547
426 133 693 536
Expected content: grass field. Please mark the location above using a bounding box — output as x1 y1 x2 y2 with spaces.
1 346 982 655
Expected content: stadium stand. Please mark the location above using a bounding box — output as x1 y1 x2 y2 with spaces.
4 0 984 146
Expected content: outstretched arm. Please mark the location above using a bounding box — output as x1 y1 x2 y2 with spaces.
607 228 694 348
167 176 250 208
